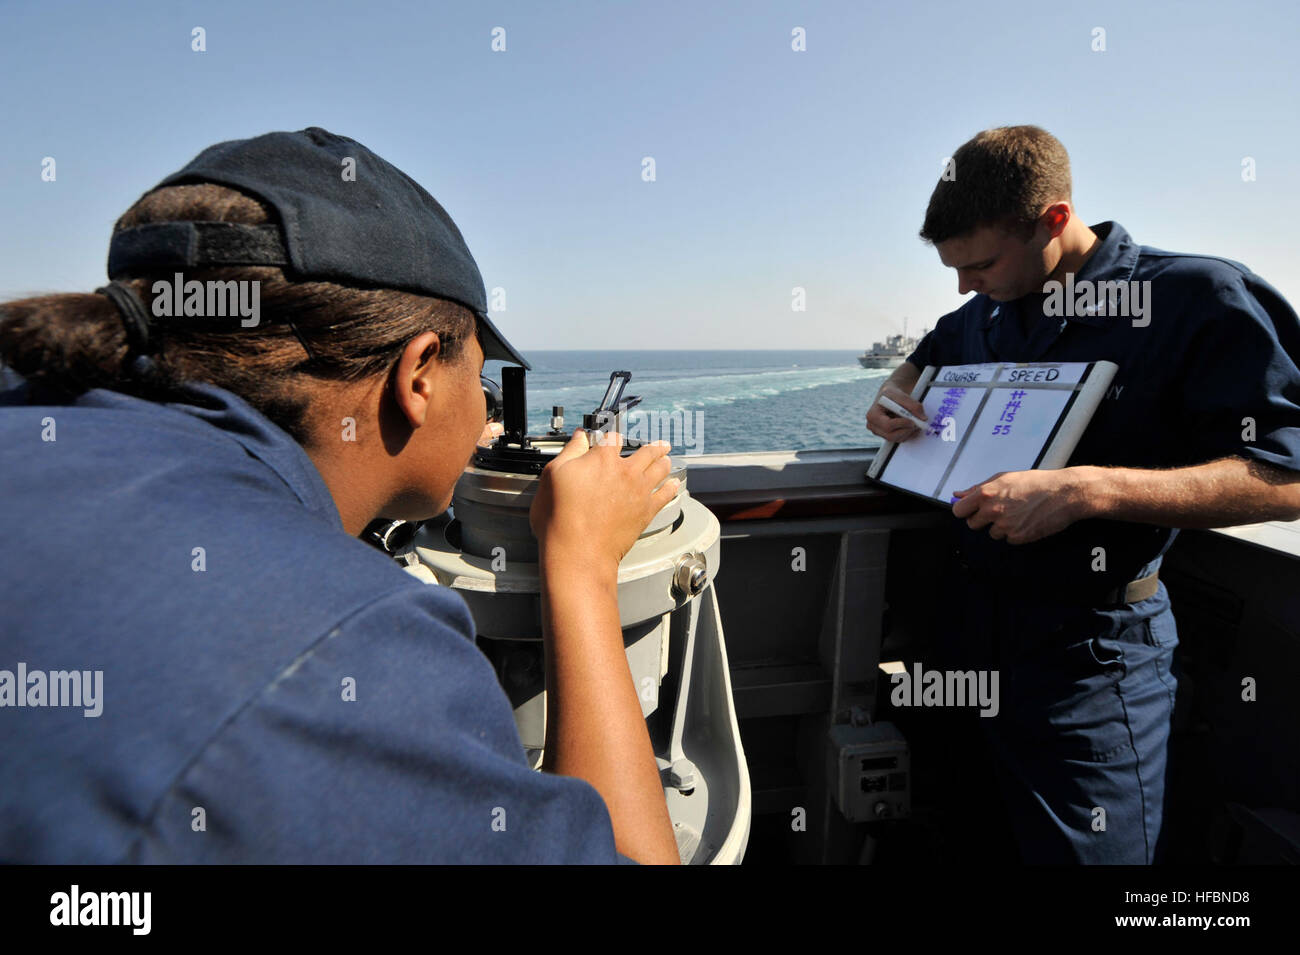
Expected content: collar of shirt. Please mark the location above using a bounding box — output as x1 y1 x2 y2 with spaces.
981 221 1141 360
83 381 343 527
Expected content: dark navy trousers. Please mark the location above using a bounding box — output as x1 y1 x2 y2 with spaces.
929 562 1180 864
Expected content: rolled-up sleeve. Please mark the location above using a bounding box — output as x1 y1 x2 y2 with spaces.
906 310 965 372
904 332 935 371
1177 273 1300 472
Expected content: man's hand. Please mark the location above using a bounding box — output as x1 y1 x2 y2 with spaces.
951 468 1091 544
867 383 928 443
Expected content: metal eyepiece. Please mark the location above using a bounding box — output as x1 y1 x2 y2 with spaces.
481 375 504 423
362 518 418 555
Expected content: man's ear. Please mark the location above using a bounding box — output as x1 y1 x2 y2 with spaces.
1042 202 1071 239
391 331 442 429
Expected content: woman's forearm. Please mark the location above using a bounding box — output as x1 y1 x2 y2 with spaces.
538 545 680 864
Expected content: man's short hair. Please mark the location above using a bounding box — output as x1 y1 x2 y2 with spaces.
920 125 1072 244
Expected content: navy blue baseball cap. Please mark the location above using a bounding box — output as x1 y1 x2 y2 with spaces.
106 126 529 368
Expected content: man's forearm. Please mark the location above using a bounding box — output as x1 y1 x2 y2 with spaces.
1077 456 1300 527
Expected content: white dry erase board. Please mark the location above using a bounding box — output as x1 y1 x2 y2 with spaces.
867 361 1118 506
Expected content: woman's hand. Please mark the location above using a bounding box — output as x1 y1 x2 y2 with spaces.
529 429 678 570
531 427 683 864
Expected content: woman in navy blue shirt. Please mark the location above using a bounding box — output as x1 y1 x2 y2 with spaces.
0 127 679 864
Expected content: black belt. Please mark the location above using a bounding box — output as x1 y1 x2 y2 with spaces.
954 550 1160 607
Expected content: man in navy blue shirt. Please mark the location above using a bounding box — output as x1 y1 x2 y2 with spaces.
867 125 1300 863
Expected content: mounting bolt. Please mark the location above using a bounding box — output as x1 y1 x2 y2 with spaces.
669 758 697 791
672 553 707 597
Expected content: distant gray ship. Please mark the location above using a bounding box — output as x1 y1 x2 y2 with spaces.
858 331 923 369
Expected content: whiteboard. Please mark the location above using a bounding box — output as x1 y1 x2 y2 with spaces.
867 361 1117 505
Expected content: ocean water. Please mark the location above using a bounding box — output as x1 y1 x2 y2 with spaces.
484 350 893 456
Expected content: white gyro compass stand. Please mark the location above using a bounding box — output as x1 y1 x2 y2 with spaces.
403 367 750 864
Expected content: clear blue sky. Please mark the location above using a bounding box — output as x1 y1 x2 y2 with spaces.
2 0 1297 349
